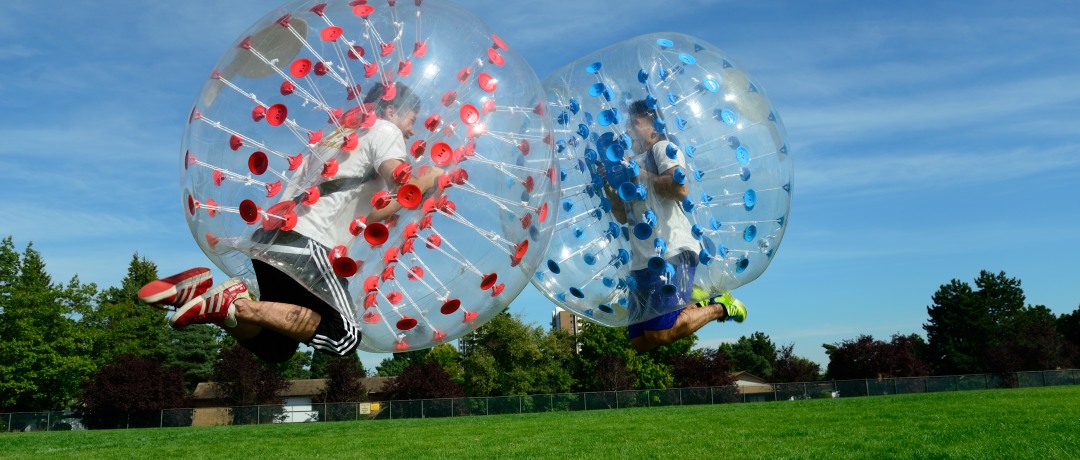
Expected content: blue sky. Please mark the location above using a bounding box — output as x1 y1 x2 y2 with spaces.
2 0 1078 372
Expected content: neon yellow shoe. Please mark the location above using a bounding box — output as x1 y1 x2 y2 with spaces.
695 292 747 323
690 285 710 304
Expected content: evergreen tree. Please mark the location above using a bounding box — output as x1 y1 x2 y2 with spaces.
0 238 96 411
719 332 776 379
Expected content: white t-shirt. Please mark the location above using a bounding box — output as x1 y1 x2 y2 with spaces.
625 140 701 270
289 119 407 248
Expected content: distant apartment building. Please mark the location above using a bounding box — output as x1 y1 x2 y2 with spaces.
551 307 583 335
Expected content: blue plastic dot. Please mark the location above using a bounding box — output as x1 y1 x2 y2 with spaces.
586 61 602 74
610 107 622 125
681 197 694 213
602 277 614 288
657 38 674 48
736 257 749 273
666 143 679 159
667 92 678 105
736 146 750 165
547 260 561 274
660 283 677 297
569 287 585 298
568 98 580 114
685 144 696 157
645 94 657 109
720 109 737 125
573 226 585 238
672 167 686 185
694 43 706 52
648 256 667 272
617 249 631 265
744 225 757 242
691 224 704 239
694 170 706 181
710 217 722 230
598 109 615 126
634 223 653 240
638 69 649 84
607 222 621 239
679 53 696 65
589 82 606 97
584 112 594 126
598 304 614 314
728 136 741 148
605 143 624 162
653 118 667 133
535 271 545 281
557 112 569 125
562 198 574 212
556 293 566 302
699 248 713 266
740 167 751 181
584 148 598 162
603 87 615 102
675 116 687 131
702 79 720 93
618 182 638 201
577 123 590 139
654 237 667 255
744 189 757 211
702 192 714 203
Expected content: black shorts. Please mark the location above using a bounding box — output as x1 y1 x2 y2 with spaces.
240 233 361 363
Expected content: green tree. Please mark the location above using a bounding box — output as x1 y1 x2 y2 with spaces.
0 238 96 411
719 332 776 379
375 349 429 377
573 321 685 390
772 344 821 383
426 343 464 384
924 271 1029 374
1059 306 1080 367
460 311 577 396
316 354 367 403
81 255 221 389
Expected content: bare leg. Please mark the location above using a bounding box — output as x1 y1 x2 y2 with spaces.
227 298 321 343
631 303 728 352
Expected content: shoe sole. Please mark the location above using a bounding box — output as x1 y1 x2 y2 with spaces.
139 267 212 306
169 279 245 329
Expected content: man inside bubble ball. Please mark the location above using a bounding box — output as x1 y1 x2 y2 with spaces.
602 100 748 352
139 82 440 363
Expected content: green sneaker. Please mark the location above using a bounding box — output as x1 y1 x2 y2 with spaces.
690 285 710 304
696 292 747 323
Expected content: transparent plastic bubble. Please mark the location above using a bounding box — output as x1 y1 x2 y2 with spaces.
181 0 557 351
532 33 792 326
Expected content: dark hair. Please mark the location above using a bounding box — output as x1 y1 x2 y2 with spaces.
628 99 667 140
364 82 421 116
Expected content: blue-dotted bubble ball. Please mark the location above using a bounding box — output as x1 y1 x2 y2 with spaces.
181 0 558 351
531 33 791 326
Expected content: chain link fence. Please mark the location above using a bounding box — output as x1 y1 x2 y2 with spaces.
4 369 1078 431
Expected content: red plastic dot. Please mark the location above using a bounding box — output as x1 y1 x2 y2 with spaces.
480 272 498 290
492 34 509 50
363 275 379 293
477 73 497 92
239 200 261 224
430 142 453 166
398 60 412 76
308 130 323 144
456 67 472 83
266 181 282 198
365 222 389 245
322 158 339 177
354 4 375 18
380 42 394 57
381 265 396 282
186 194 198 216
320 26 343 42
538 203 549 223
314 62 329 76
397 184 422 209
413 41 428 57
348 45 365 60
362 311 381 323
252 105 266 122
364 63 379 78
408 267 424 280
280 81 295 96
213 170 225 186
487 48 505 66
396 316 416 331
248 151 268 175
288 154 304 170
266 104 287 126
290 58 312 78
440 299 461 314
410 140 426 158
332 256 358 277
424 114 441 132
229 134 243 151
523 175 535 193
482 99 497 114
460 104 480 125
302 186 320 206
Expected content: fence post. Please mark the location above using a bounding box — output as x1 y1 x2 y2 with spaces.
161 410 164 428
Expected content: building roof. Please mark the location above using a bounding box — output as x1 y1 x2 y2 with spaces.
192 377 393 401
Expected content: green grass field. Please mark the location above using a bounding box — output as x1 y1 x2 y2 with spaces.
3 386 1078 459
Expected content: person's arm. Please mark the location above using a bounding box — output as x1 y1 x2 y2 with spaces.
366 159 443 222
604 183 628 224
649 165 689 201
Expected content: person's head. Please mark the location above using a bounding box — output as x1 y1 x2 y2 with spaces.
365 82 421 139
627 99 666 152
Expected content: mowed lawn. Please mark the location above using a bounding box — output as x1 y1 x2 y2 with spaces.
3 386 1078 459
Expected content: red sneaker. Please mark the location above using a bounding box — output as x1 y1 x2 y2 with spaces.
138 267 213 310
169 279 246 329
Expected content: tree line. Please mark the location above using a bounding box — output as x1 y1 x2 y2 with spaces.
2 236 1078 427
